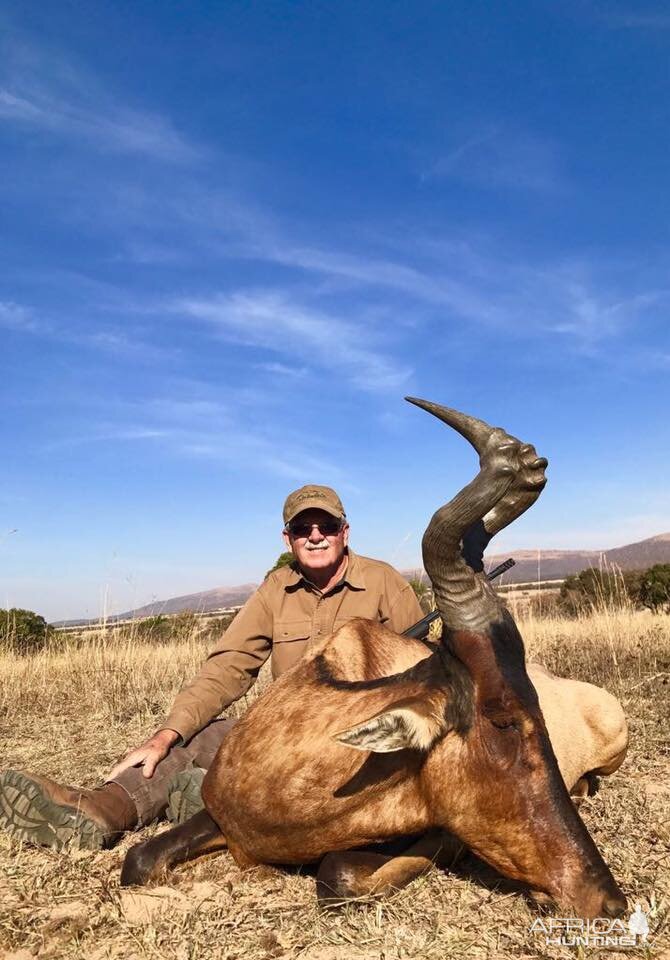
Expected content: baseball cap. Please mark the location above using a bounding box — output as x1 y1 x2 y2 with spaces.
283 484 346 526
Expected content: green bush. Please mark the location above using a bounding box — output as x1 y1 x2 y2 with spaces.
199 613 237 643
0 608 54 655
116 610 238 646
265 551 295 579
408 577 428 599
129 611 201 644
133 614 173 642
558 568 642 616
168 611 200 643
639 564 670 614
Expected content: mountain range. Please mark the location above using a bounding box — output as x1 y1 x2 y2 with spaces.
485 531 670 585
58 531 669 625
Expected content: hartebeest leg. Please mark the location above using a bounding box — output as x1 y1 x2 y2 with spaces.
316 830 460 904
121 809 227 886
571 742 629 806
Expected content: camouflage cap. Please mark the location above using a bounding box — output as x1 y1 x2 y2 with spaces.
283 484 346 526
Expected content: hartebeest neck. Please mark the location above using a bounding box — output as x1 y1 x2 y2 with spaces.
441 611 540 713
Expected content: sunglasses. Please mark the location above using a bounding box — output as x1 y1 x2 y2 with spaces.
287 518 344 538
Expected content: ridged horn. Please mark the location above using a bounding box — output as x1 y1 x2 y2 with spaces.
406 397 513 633
405 397 497 458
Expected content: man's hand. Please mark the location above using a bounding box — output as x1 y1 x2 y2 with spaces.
108 728 180 781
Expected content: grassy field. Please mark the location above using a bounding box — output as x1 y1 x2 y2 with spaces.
0 606 668 960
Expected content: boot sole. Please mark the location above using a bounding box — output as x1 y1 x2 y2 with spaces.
0 770 105 850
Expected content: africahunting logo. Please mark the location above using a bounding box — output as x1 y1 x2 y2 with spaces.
529 903 650 948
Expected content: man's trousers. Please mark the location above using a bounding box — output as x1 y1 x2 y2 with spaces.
110 719 236 826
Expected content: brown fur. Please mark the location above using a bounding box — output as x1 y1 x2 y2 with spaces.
121 616 628 911
195 615 626 916
122 402 627 919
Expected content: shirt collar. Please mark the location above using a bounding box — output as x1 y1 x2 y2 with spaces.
284 548 367 593
341 549 366 590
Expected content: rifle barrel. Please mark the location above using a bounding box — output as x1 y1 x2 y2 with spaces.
402 557 516 640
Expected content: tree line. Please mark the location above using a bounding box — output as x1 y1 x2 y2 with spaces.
555 563 670 616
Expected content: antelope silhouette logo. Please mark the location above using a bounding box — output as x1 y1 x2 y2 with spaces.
628 904 650 941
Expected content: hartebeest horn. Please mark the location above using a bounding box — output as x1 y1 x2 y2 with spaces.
405 397 498 458
406 398 547 633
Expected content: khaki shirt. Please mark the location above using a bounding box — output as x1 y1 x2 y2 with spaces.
163 550 424 742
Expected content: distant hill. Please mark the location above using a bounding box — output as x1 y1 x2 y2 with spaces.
54 583 258 626
484 532 670 584
56 533 670 624
118 583 259 619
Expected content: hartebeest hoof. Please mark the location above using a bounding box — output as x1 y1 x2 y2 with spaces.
316 832 451 905
316 851 399 905
121 836 163 886
121 809 227 886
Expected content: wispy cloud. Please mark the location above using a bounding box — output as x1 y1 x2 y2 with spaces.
11 183 664 369
0 300 40 331
78 327 178 363
113 241 191 265
46 390 345 482
4 108 661 371
243 235 663 353
422 126 567 194
172 290 412 391
0 86 197 161
130 177 654 354
255 361 308 379
258 243 496 321
175 430 341 481
548 286 668 347
604 10 670 29
0 296 175 363
0 36 198 162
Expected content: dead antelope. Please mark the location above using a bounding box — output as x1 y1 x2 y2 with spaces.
122 399 627 918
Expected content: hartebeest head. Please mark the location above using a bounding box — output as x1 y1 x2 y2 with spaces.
335 400 626 918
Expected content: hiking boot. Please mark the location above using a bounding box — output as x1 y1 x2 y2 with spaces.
0 770 138 850
166 766 206 825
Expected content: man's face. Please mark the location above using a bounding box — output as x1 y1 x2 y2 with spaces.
283 508 349 575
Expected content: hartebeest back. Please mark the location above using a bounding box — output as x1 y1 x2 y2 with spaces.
122 399 627 919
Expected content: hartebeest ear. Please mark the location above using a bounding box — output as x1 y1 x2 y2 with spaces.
333 697 448 753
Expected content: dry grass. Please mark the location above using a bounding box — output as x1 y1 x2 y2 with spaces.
0 607 669 960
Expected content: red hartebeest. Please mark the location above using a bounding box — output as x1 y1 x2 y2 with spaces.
122 400 627 918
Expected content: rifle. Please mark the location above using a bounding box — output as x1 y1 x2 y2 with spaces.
402 557 516 640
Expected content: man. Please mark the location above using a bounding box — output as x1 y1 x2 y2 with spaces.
0 485 423 850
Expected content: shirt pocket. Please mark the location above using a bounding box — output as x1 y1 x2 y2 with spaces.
274 619 313 644
271 619 312 679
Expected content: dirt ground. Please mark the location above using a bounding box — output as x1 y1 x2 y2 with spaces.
0 608 668 959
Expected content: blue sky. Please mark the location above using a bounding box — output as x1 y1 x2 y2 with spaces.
1 1 669 621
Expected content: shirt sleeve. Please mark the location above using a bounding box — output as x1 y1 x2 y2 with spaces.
383 575 425 635
161 586 273 742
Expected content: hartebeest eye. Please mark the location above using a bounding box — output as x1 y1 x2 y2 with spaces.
483 716 522 765
488 715 520 731
479 699 525 765
481 698 520 731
